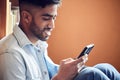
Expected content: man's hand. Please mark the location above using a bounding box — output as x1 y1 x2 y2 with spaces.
52 54 88 80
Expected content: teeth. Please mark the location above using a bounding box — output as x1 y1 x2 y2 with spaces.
45 31 51 36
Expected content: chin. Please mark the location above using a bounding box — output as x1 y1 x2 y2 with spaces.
40 37 49 41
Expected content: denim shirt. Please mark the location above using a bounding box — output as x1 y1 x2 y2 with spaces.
0 25 59 80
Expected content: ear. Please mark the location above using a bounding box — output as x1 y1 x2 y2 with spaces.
21 11 32 24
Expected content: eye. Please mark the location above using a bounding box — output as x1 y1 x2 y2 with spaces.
42 16 56 21
42 17 51 21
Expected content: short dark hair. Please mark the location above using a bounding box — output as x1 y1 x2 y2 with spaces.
19 0 62 8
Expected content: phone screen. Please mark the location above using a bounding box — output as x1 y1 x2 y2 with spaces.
77 44 94 59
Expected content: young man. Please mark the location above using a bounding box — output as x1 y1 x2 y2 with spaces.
0 0 120 80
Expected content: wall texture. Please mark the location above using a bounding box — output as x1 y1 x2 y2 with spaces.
48 0 120 71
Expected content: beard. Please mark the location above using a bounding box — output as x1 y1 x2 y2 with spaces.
29 19 51 41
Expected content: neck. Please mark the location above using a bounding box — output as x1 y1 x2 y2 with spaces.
18 23 39 44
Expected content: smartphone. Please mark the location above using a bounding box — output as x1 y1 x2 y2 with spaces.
77 44 94 59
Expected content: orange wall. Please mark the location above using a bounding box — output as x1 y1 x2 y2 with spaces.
0 0 6 38
48 0 120 72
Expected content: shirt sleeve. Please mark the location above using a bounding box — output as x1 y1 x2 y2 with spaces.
0 51 26 80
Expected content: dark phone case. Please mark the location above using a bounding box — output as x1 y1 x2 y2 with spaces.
77 44 94 58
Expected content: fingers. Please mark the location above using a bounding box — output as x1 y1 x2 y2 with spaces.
61 54 88 65
75 54 88 65
75 54 88 71
61 58 75 64
82 54 88 63
59 55 88 70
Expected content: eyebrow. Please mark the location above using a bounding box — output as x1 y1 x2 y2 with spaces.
42 13 57 17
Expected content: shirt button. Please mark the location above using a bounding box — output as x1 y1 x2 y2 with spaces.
38 50 40 52
44 71 47 75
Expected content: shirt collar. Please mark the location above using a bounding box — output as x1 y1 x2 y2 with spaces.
35 40 48 49
13 24 48 49
13 24 32 48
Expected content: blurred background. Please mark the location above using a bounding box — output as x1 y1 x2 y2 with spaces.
47 0 120 71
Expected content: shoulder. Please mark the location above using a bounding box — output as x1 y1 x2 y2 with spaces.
0 34 20 55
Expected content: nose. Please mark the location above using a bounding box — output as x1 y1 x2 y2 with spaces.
48 19 55 29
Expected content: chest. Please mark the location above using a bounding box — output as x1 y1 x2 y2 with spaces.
21 48 50 80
